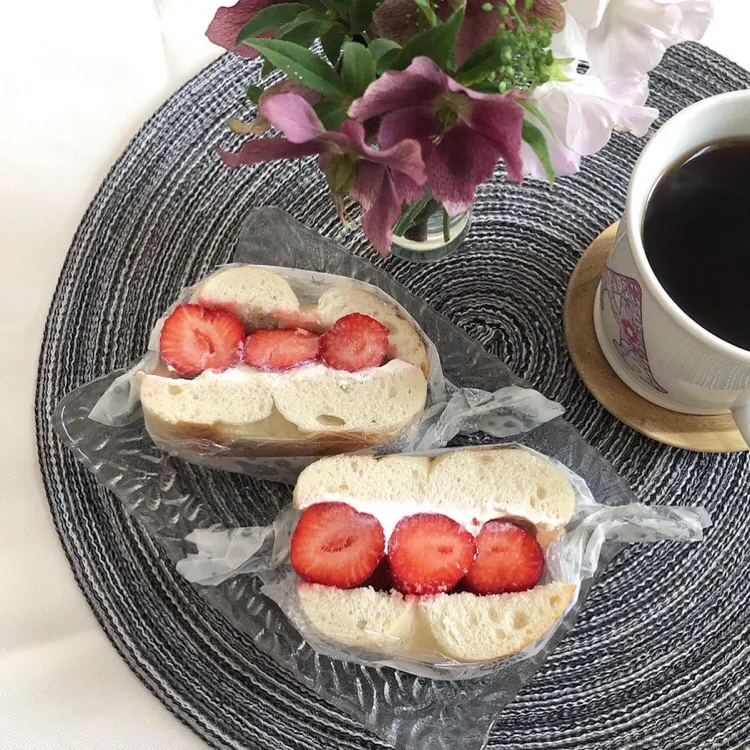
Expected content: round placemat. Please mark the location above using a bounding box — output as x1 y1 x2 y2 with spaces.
564 222 748 453
36 42 749 750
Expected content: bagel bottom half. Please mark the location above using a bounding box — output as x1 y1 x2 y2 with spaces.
139 360 427 457
296 582 575 662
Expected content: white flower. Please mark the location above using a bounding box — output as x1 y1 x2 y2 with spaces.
522 71 659 180
551 13 588 61
520 111 581 181
563 0 714 78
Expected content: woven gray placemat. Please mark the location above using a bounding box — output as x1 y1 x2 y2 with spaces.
36 42 749 749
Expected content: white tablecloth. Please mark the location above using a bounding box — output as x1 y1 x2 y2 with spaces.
1 2 747 747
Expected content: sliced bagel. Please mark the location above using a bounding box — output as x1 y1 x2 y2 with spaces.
296 583 418 652
295 454 432 508
292 448 577 662
143 265 431 457
418 583 575 661
270 360 427 434
192 266 300 327
316 286 429 374
295 582 575 662
139 360 427 456
294 447 576 545
190 267 429 376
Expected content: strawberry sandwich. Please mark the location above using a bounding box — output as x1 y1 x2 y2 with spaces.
138 266 429 456
289 446 577 663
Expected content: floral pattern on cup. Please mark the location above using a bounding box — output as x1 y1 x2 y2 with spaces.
601 267 667 394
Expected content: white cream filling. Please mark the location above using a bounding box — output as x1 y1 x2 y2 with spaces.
193 358 414 386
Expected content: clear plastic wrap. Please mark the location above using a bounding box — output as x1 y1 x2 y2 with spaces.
53 208 709 750
177 444 710 681
89 263 564 482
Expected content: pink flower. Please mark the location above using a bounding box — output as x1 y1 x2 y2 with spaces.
349 56 525 215
220 94 427 255
207 0 283 57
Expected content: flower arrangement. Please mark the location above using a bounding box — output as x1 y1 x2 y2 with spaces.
208 0 714 256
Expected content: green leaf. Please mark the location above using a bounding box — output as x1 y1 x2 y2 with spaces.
281 8 333 28
394 7 464 70
275 9 333 47
368 38 400 60
315 99 350 130
368 38 402 74
455 36 510 87
321 25 347 65
236 4 307 45
246 84 264 104
522 120 555 184
248 39 348 100
350 0 382 34
341 41 375 97
549 57 575 82
414 0 438 27
375 48 402 74
518 99 553 135
468 80 504 94
323 153 358 192
262 58 276 77
317 0 350 14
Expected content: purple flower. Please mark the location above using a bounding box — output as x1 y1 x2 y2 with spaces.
349 56 525 215
230 81 322 135
220 93 427 255
207 0 284 57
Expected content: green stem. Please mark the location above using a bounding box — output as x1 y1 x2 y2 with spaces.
411 198 440 226
414 0 439 27
507 1 528 36
442 208 450 242
393 198 430 237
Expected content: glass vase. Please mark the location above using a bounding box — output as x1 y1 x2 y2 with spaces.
391 207 472 263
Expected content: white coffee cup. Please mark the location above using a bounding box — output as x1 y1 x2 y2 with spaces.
594 90 750 448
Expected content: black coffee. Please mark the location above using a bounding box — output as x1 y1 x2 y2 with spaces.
643 140 750 351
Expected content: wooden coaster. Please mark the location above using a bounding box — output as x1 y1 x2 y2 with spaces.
564 223 747 453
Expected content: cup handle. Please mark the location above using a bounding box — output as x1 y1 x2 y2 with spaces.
730 390 750 449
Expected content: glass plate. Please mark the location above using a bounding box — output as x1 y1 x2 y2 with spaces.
54 207 634 750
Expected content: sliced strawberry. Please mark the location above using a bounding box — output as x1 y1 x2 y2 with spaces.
319 313 389 372
159 304 244 377
243 328 320 371
290 502 385 589
463 520 544 596
388 513 477 596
